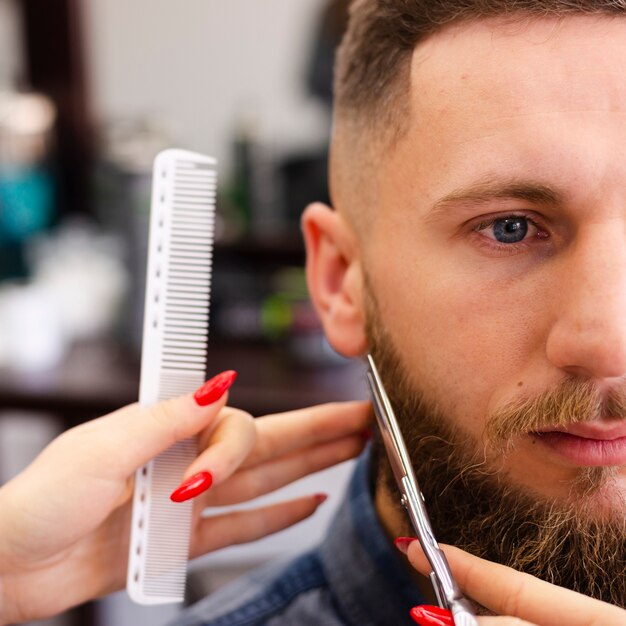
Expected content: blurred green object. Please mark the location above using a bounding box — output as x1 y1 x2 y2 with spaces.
260 268 319 340
261 294 294 339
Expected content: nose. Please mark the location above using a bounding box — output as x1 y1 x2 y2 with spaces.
545 222 626 380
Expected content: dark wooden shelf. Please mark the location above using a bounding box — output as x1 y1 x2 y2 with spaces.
215 234 305 267
0 339 366 426
0 341 140 421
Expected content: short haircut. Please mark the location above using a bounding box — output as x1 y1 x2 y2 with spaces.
334 0 626 146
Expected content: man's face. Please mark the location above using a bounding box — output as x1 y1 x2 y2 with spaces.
361 16 626 510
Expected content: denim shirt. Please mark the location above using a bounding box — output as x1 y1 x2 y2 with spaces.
172 451 425 626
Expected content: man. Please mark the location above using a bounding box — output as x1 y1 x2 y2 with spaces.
175 1 626 624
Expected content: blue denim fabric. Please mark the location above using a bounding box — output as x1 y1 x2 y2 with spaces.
172 450 424 626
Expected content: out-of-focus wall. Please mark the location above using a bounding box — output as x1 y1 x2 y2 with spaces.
0 0 23 89
83 0 329 174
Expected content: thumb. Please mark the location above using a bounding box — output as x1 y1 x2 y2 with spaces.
83 370 237 477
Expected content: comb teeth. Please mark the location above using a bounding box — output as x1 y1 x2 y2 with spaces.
141 439 195 597
451 613 479 626
127 150 216 605
451 601 479 626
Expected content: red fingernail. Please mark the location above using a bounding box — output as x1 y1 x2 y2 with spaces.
394 536 417 554
194 370 237 406
361 428 373 441
313 493 328 504
410 605 454 626
170 471 213 502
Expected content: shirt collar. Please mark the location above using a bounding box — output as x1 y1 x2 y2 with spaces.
319 448 425 626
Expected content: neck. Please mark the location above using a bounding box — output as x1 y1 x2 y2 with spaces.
374 482 438 605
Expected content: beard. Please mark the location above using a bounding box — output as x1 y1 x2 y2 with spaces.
364 282 626 608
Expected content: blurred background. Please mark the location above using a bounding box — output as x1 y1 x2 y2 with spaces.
0 1 366 625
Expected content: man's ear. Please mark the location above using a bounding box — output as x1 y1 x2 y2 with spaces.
302 202 367 357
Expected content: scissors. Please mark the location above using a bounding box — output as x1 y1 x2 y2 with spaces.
366 354 478 626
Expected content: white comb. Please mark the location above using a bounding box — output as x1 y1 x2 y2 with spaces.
127 148 217 605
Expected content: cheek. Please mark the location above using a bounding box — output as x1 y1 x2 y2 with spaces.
370 241 548 435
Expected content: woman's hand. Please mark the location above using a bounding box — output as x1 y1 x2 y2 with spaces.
0 370 370 624
401 540 626 625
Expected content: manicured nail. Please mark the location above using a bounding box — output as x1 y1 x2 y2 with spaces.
394 536 417 554
194 370 237 406
410 605 454 626
361 428 373 441
170 471 213 502
314 493 328 504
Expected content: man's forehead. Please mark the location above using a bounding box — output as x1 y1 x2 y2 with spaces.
408 15 626 128
367 14 626 216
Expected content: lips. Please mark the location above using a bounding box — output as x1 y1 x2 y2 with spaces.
532 419 626 466
536 420 626 440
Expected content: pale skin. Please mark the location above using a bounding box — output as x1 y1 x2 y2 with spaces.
302 14 626 625
0 392 371 624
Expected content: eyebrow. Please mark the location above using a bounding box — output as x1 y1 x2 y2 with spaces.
427 178 563 221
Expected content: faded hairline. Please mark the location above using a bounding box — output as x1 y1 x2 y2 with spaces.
330 35 411 233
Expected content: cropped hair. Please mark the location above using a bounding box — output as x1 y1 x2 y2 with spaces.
334 0 626 142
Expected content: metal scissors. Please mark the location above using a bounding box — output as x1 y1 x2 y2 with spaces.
366 354 478 626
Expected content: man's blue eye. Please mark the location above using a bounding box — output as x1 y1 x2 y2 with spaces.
492 217 528 243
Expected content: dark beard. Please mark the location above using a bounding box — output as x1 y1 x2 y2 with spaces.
365 288 626 608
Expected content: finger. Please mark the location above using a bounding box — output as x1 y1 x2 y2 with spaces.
189 494 327 557
477 616 538 626
183 407 256 484
67 370 236 477
406 542 626 626
199 434 365 506
243 401 371 468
